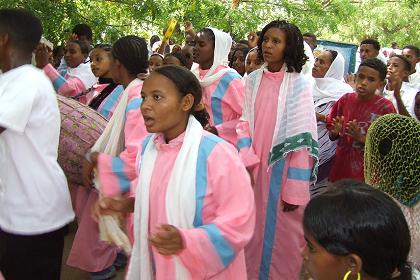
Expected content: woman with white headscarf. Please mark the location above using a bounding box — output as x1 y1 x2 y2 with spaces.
310 50 353 196
192 28 245 144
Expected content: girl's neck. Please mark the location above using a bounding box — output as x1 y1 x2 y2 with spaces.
163 117 188 144
98 76 114 84
121 74 137 88
200 59 213 71
267 60 284 72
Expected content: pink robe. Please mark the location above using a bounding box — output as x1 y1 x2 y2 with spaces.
237 70 313 279
67 82 147 272
132 131 255 279
200 66 244 144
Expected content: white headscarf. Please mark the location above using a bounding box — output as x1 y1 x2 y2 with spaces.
193 28 237 87
312 52 353 108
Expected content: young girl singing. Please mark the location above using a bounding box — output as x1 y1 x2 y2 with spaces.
94 65 255 279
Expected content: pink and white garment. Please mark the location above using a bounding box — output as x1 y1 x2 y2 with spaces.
43 62 97 101
193 28 245 145
126 116 255 279
96 79 148 196
67 79 147 272
237 64 318 280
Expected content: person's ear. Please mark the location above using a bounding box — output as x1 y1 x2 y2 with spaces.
345 254 363 279
181 93 194 112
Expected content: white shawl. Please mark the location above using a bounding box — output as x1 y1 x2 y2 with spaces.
66 62 98 90
193 28 238 87
126 115 203 280
92 78 143 255
312 52 353 108
243 64 318 182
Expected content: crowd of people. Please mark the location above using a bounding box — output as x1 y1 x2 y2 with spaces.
0 8 419 280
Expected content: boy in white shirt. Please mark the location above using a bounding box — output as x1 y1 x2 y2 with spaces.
0 8 74 280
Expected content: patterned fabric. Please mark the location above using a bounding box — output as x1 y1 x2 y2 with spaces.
57 95 108 184
243 64 318 182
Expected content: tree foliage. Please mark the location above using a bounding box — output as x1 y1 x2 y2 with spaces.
0 0 417 48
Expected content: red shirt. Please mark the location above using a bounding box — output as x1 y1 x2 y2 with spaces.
327 92 396 182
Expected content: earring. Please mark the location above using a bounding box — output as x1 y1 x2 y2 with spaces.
343 271 361 280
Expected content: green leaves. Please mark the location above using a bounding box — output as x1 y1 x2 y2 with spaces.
1 0 417 48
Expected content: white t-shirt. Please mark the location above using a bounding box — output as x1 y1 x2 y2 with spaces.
409 63 420 89
383 82 418 117
0 65 74 235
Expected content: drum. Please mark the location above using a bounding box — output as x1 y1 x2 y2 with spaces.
57 95 108 185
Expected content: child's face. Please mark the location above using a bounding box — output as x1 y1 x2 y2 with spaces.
355 66 384 98
232 50 246 76
415 93 420 120
312 51 333 78
193 32 214 68
402 48 419 71
303 233 349 280
89 48 111 78
163 55 182 67
148 55 163 73
387 57 409 81
245 50 263 75
360 44 379 61
64 42 86 68
261 28 287 69
181 45 194 69
141 72 192 141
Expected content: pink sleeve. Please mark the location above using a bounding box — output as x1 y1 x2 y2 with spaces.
43 63 87 98
281 149 313 206
177 141 255 278
215 77 245 144
236 119 260 168
98 86 148 196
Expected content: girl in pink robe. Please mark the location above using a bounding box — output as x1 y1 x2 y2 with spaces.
94 65 255 279
73 36 149 279
193 28 245 144
237 20 318 280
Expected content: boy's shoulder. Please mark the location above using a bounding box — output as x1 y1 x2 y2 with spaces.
3 65 54 93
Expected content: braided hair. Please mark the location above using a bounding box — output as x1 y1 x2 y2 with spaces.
112 35 148 75
257 20 308 73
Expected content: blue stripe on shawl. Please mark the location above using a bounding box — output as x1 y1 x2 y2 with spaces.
259 159 286 280
201 224 235 268
211 72 240 125
138 134 153 173
111 157 131 193
52 76 66 91
287 167 312 181
193 134 222 227
236 137 252 151
125 98 142 114
98 85 124 119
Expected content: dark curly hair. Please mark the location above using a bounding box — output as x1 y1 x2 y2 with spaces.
257 20 308 73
